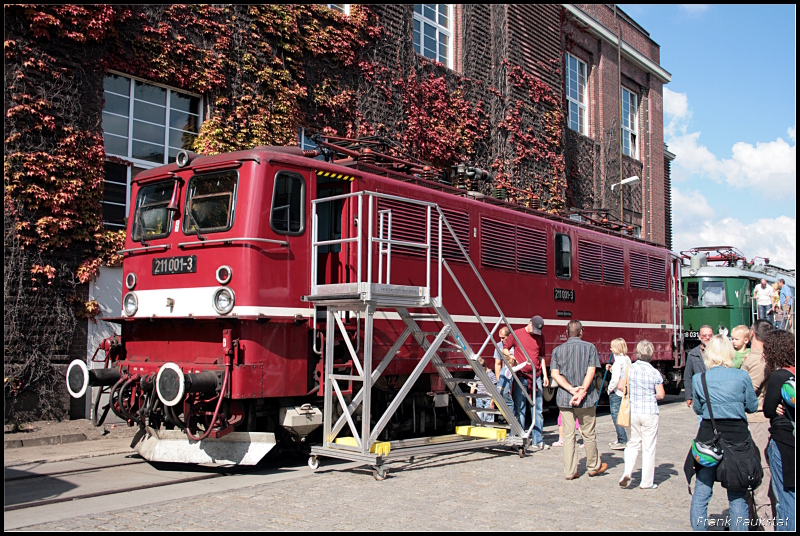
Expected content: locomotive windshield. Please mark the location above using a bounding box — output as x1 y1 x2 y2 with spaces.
183 171 238 234
132 180 175 241
686 279 727 307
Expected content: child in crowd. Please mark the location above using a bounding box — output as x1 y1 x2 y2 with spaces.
551 412 584 448
730 324 751 369
470 357 497 423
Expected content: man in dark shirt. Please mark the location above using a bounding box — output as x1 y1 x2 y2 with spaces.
550 320 606 479
685 325 712 426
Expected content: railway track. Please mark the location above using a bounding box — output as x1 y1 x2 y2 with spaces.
4 452 282 513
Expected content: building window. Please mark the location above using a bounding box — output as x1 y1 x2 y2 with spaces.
621 87 638 159
326 4 350 15
565 53 587 135
413 4 451 68
102 73 203 229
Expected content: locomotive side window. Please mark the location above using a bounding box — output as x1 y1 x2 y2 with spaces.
183 170 238 234
686 280 727 307
132 180 175 241
555 233 572 279
271 172 305 235
687 281 700 306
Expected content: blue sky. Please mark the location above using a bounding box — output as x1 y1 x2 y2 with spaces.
620 4 796 268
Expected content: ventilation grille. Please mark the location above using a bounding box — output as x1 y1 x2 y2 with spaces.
516 226 547 275
630 251 649 289
578 240 603 282
437 208 470 263
376 199 469 262
649 256 666 292
602 245 625 286
481 218 515 269
480 217 547 275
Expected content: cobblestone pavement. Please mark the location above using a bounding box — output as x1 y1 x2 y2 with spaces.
16 396 746 531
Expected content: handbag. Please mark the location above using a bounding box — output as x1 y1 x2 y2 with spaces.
716 435 763 491
616 365 630 427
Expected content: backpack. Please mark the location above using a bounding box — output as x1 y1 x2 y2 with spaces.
781 367 795 437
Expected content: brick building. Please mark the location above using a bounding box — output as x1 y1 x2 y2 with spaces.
560 4 672 244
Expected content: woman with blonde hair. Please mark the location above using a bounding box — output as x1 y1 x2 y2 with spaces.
606 338 631 449
618 340 665 489
688 334 758 531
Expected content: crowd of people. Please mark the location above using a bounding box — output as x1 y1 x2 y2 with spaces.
754 278 794 332
470 315 795 532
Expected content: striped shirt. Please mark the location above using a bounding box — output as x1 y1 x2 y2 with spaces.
550 337 601 408
628 360 664 415
473 370 498 395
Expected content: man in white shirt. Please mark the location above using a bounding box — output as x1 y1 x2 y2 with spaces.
753 279 775 324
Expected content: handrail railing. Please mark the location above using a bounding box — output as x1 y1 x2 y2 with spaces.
310 190 539 421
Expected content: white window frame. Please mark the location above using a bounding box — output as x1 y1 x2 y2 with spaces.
102 72 203 228
325 4 350 15
413 4 452 68
621 87 638 159
565 53 587 135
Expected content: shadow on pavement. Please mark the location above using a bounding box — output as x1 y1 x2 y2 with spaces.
4 468 79 507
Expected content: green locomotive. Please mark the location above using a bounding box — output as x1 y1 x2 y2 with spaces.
681 246 795 356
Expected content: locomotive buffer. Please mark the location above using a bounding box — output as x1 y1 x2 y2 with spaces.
305 191 538 480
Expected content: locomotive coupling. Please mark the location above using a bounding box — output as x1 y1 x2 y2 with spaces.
66 359 122 398
155 362 222 407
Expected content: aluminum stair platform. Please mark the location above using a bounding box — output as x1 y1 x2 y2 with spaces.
306 191 540 480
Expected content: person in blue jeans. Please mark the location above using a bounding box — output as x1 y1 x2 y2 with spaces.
762 330 795 532
494 328 514 417
606 338 631 449
502 315 549 448
689 334 758 531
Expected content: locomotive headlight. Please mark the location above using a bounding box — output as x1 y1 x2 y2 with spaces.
212 287 235 315
123 292 138 316
125 272 137 290
216 265 232 285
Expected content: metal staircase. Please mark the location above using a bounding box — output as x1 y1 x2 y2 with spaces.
305 191 539 479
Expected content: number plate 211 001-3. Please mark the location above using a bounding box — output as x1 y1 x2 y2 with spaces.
152 255 197 275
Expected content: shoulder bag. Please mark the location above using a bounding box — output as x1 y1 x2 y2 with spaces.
616 364 630 427
691 373 723 468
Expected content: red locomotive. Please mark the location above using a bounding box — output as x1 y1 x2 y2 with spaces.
66 138 683 466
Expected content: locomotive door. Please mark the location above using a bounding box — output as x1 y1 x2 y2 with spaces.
315 176 351 286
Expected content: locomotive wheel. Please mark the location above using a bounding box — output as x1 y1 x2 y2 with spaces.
308 456 320 470
372 466 388 481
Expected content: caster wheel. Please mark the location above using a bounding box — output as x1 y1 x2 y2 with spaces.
372 466 388 481
518 447 526 458
409 456 415 464
308 456 320 470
